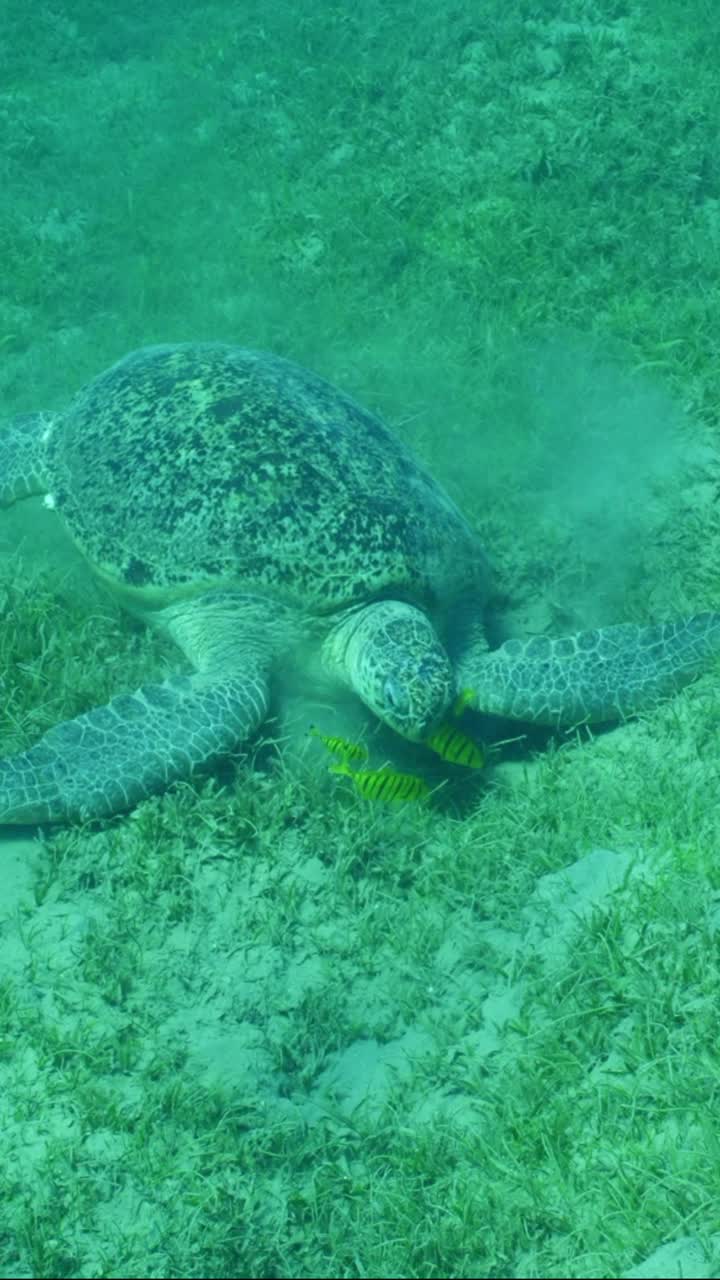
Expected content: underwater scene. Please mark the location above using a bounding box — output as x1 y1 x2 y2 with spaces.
1 1 720 1276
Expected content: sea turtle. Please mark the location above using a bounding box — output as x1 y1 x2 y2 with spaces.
0 341 718 825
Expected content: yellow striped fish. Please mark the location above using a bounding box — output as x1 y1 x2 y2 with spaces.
330 760 430 803
310 726 368 764
424 722 484 769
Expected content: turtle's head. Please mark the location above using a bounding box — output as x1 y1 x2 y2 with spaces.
325 601 454 740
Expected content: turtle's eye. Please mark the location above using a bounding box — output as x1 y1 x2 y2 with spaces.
383 675 409 714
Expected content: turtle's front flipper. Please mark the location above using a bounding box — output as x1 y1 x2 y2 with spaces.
0 412 54 507
0 670 269 824
457 612 720 727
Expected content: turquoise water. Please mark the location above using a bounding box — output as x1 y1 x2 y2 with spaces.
1 2 719 1276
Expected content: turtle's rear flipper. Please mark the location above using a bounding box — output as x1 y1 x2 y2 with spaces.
457 612 720 727
0 669 269 824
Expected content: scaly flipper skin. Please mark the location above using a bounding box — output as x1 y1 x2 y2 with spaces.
456 613 720 726
0 412 52 506
0 670 268 824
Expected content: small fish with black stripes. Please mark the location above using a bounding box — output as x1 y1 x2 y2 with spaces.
329 759 430 804
309 726 369 763
424 721 484 769
422 687 483 768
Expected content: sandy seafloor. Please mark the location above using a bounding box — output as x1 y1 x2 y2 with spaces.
2 2 720 1277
